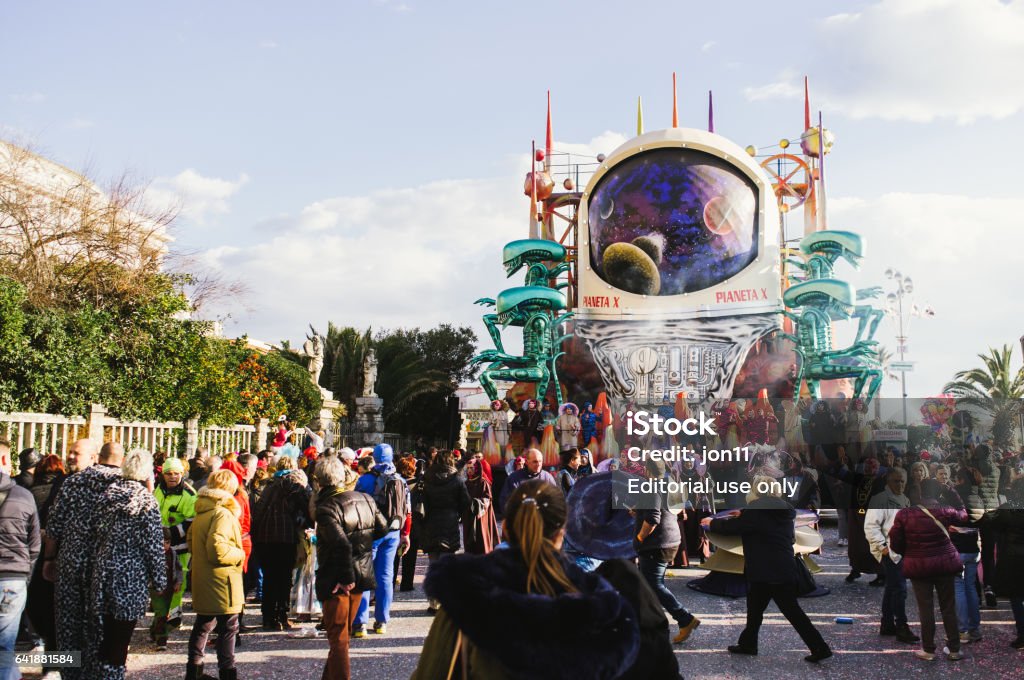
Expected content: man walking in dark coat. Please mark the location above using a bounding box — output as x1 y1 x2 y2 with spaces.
705 475 832 663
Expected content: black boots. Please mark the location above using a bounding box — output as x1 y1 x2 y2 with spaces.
896 624 920 644
184 663 211 680
805 648 833 663
185 663 236 680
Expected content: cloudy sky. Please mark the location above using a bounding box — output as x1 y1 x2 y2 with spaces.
2 0 1022 398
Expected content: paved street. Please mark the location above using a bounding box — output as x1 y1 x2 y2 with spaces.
19 522 1021 679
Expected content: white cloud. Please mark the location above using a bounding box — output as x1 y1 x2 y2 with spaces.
67 117 94 129
10 92 45 104
147 169 249 224
827 191 1024 394
211 176 519 341
373 0 412 12
701 41 717 53
208 132 621 345
259 40 278 49
745 0 1024 123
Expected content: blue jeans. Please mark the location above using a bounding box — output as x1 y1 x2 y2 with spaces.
0 578 28 680
355 531 400 626
880 555 908 628
637 551 694 627
1010 597 1024 637
954 553 980 633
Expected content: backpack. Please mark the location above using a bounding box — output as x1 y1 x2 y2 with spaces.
373 471 408 532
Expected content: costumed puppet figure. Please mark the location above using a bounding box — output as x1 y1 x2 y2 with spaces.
781 400 807 460
656 396 676 448
556 403 581 450
745 393 779 446
715 400 743 450
592 393 613 446
844 398 871 461
488 400 512 449
511 399 543 445
541 401 558 428
580 401 600 448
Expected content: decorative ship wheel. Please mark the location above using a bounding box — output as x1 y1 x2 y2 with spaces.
760 153 813 214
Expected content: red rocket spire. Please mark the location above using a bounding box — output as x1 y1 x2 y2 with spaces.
804 76 811 131
672 72 679 128
545 90 553 168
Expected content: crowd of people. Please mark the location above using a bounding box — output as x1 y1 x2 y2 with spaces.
0 401 1021 679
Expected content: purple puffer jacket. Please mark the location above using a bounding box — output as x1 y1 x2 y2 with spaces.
888 504 968 579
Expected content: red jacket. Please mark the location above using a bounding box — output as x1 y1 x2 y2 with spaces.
888 504 967 579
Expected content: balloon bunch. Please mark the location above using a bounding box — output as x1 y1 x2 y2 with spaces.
920 395 956 435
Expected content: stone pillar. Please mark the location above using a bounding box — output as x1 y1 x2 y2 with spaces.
320 399 340 448
87 403 107 447
256 418 269 452
353 396 385 446
185 417 200 457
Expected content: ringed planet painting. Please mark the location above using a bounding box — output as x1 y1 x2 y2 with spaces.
588 147 759 296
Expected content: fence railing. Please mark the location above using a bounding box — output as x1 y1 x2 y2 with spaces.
0 411 88 459
0 404 269 463
199 424 257 456
106 419 186 455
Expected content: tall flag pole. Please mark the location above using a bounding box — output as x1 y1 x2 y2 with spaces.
707 90 714 133
636 96 644 136
671 72 679 128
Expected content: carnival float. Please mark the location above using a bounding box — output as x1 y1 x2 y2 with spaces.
470 77 888 596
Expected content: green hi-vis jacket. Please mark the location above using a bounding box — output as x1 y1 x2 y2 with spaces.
155 481 197 554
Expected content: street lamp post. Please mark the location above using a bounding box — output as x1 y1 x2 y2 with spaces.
884 269 934 425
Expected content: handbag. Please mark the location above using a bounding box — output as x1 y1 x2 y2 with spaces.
793 554 816 596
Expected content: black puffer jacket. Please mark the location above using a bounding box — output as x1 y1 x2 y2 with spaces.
314 488 388 600
0 473 41 578
422 464 471 553
251 472 311 545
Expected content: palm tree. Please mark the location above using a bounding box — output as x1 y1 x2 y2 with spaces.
943 344 1024 450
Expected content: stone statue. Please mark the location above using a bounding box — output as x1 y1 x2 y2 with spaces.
362 348 378 398
303 330 325 387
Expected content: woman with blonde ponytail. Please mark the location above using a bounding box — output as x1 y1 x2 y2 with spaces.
411 480 640 679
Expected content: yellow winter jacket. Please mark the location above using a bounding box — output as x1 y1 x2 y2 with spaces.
187 487 245 615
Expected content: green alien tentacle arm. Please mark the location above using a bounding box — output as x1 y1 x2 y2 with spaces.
856 286 882 300
786 258 810 272
474 297 495 307
548 262 571 278
554 311 575 326
851 305 884 345
479 314 505 353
